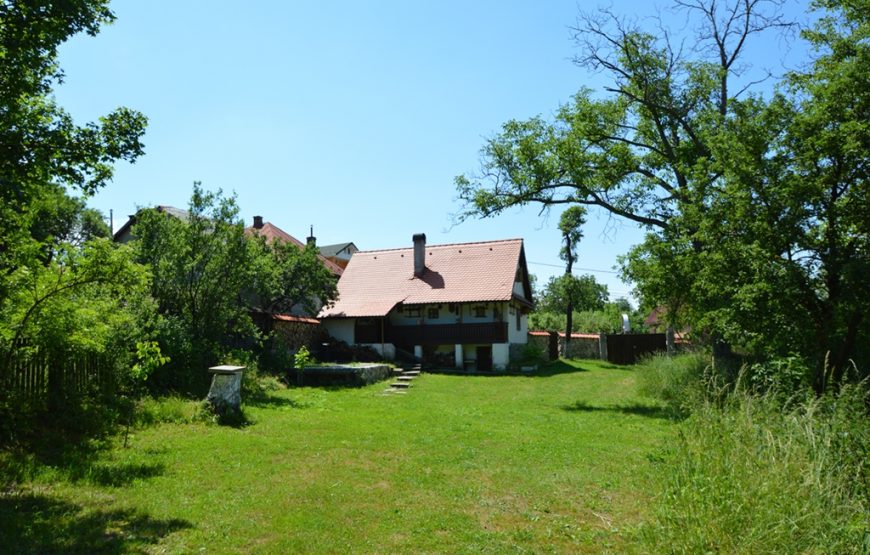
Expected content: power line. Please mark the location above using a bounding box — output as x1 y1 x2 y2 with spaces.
527 261 619 274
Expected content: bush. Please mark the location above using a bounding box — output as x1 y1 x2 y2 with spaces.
636 352 711 416
746 354 812 399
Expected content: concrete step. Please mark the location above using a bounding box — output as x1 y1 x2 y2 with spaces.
397 375 415 381
390 381 411 388
402 370 421 376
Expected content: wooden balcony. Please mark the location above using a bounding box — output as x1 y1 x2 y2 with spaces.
385 322 508 346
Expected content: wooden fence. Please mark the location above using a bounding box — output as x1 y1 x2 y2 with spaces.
0 341 115 405
605 333 667 365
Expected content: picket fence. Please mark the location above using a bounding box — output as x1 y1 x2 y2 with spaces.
0 341 115 403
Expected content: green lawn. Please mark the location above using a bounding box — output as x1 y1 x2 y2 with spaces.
2 360 675 554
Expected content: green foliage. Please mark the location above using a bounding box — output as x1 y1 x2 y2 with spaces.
247 235 338 316
536 273 607 314
640 382 870 554
0 1 150 445
294 345 314 369
131 341 169 384
519 343 546 364
529 302 646 334
134 184 258 393
0 0 146 305
455 0 869 387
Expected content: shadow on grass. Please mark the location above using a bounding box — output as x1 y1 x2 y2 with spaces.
562 400 677 420
426 360 592 378
72 460 166 487
1 443 167 489
0 490 191 554
244 393 308 409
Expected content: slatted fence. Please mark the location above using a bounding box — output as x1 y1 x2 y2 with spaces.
0 340 115 404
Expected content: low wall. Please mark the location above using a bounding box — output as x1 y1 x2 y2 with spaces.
561 334 600 359
300 364 393 387
527 331 601 360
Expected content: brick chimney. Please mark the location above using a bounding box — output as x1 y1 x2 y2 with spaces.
413 233 426 277
253 215 264 229
306 225 316 246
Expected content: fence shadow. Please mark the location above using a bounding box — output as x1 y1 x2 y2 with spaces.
561 400 675 420
0 491 191 554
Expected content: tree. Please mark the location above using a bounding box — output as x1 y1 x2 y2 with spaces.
0 1 149 426
455 0 869 385
538 274 608 315
248 234 338 316
0 1 146 303
134 184 256 392
557 206 587 345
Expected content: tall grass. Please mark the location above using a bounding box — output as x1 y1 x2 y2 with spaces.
635 351 710 416
637 354 870 553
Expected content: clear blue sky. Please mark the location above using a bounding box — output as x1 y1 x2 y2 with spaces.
55 0 814 304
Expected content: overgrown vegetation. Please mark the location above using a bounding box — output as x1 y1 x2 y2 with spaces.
637 353 870 553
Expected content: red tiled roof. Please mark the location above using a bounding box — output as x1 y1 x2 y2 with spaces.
272 314 320 325
319 238 530 318
245 222 344 277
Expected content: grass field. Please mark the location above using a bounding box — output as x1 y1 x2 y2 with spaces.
1 360 675 553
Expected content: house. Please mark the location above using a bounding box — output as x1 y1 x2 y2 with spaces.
245 216 343 278
318 242 358 270
318 234 533 371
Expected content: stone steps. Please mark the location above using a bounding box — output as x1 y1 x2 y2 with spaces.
382 366 423 394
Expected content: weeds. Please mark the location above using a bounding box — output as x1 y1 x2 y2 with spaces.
637 354 870 553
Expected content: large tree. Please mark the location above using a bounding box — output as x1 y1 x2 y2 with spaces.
557 206 587 345
133 184 254 392
0 1 150 425
456 0 868 385
0 0 147 317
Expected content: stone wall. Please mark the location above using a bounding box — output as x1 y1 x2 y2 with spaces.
301 364 393 387
560 335 600 360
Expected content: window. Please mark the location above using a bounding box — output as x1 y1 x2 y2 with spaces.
404 306 421 318
516 310 521 331
474 306 487 318
427 307 439 320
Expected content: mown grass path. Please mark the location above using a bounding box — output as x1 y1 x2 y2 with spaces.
3 360 675 553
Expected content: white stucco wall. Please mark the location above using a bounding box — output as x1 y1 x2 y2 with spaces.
508 303 529 345
493 343 510 369
322 319 354 344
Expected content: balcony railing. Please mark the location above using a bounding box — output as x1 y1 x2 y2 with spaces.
384 322 508 346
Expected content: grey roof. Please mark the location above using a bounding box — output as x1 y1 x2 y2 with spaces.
113 205 190 242
318 242 357 257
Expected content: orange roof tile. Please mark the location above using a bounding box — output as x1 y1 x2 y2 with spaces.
272 314 320 325
319 238 531 318
245 222 344 277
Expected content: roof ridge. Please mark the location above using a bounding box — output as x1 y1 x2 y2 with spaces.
354 237 523 255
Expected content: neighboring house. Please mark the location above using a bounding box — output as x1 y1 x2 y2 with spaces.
245 216 343 278
318 241 358 270
318 234 534 371
113 205 190 243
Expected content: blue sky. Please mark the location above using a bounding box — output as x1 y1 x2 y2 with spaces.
55 0 814 304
